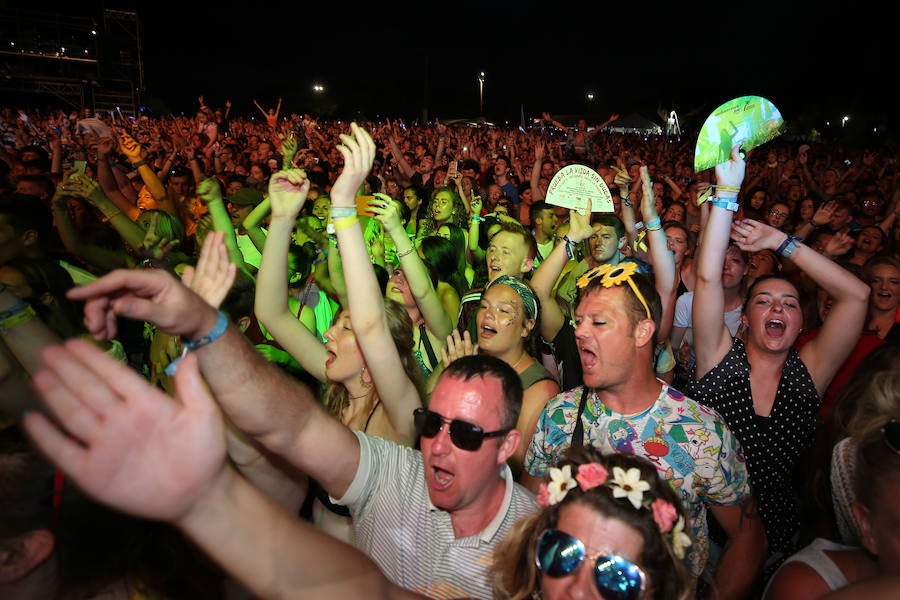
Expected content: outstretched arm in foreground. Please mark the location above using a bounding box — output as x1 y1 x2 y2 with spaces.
66 267 360 500
23 343 422 600
329 124 421 444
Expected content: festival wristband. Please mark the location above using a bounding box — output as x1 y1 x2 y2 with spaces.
165 310 228 376
645 217 661 231
776 235 799 259
333 215 359 231
710 198 740 212
330 207 356 220
0 303 36 332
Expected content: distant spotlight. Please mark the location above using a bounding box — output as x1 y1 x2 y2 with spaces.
842 115 849 127
313 84 324 93
91 29 97 35
586 92 595 102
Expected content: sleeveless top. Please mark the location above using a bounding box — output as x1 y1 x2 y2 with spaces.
687 337 820 569
761 538 854 597
519 361 556 390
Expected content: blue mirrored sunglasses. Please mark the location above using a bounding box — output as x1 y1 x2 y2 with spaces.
535 529 646 600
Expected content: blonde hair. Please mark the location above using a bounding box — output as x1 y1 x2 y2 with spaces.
321 299 423 419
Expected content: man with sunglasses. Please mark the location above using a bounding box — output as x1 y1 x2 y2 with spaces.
520 263 767 598
50 129 537 599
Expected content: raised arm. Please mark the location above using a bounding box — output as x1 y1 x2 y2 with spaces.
531 209 592 342
639 166 676 341
195 177 252 278
330 124 421 444
22 342 418 600
66 267 361 500
182 231 307 513
255 169 329 383
730 219 869 395
371 193 454 342
693 145 746 380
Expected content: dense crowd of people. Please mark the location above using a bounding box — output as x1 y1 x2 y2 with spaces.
1 98 899 599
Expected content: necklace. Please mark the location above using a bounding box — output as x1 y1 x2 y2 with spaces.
348 391 370 400
510 351 527 371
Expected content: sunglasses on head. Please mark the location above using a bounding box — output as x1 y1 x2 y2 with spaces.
413 408 511 451
883 419 900 455
535 529 646 600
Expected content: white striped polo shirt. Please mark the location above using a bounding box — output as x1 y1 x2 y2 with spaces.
336 430 538 599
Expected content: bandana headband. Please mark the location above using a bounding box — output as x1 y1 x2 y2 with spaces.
486 275 538 320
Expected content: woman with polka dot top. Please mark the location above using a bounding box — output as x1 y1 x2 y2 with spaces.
687 145 871 583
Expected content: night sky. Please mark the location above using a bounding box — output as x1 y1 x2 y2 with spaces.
9 2 898 134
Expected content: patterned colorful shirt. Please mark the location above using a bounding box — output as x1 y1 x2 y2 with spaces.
524 382 751 575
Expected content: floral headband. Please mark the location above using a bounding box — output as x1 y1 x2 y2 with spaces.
575 262 652 320
537 463 692 559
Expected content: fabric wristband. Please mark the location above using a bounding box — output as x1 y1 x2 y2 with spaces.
470 214 484 223
0 303 36 332
131 159 147 168
563 235 578 260
776 235 798 259
333 215 359 231
165 310 228 376
645 217 662 231
0 299 28 321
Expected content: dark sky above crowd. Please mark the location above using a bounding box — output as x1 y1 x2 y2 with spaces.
11 2 899 134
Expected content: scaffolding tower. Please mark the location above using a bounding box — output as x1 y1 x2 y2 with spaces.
0 7 143 116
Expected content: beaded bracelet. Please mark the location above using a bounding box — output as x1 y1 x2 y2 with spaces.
397 247 416 259
165 310 228 376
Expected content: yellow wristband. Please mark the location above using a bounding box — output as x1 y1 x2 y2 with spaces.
333 215 359 231
0 304 36 332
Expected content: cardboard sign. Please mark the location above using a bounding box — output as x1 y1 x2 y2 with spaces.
545 164 613 213
694 96 785 173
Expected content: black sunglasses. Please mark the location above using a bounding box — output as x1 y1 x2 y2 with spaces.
413 408 511 451
883 419 900 454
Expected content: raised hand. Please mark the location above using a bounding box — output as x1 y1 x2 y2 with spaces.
823 230 854 258
714 143 747 190
67 268 222 343
23 340 228 524
639 165 656 218
811 200 837 227
369 193 403 234
567 208 593 243
119 130 144 163
96 135 116 158
441 330 478 367
196 176 224 204
330 123 376 206
180 231 236 310
268 169 310 220
730 218 786 253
